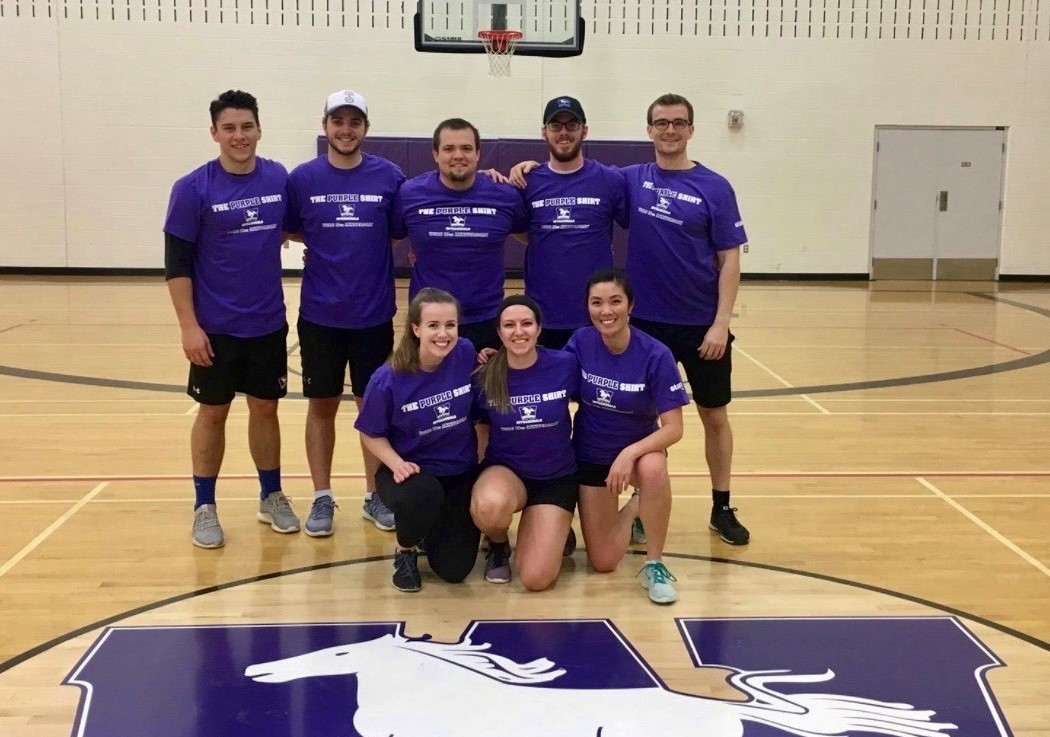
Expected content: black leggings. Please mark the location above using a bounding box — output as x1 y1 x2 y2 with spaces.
375 466 481 583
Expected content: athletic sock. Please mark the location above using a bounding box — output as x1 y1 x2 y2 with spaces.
712 489 731 508
193 476 217 509
258 467 282 500
314 488 333 500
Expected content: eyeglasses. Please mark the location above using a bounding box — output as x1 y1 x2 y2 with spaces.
650 119 691 131
546 120 582 133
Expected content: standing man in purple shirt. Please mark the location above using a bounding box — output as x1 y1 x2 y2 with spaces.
623 93 751 546
391 118 529 351
164 90 300 549
522 96 629 350
285 90 406 538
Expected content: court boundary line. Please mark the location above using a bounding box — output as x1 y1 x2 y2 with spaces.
1 549 1047 679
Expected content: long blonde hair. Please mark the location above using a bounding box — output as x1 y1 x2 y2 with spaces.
474 295 543 413
390 288 461 374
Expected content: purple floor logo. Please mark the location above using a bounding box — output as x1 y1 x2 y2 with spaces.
65 617 1012 736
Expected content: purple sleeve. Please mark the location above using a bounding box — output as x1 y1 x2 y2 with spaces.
471 387 491 424
389 187 408 240
353 373 393 438
567 352 582 402
163 176 201 244
510 186 529 233
608 167 630 230
651 349 690 414
710 179 748 250
283 170 303 234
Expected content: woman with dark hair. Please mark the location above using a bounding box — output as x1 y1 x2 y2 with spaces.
565 269 689 604
471 295 580 590
354 287 480 592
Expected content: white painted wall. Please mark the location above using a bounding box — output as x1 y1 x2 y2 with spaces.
1 2 1048 274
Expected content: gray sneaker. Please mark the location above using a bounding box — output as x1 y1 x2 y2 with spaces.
257 491 300 533
192 504 225 548
305 496 338 537
362 495 396 531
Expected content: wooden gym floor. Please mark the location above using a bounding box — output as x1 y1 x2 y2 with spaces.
0 276 1048 735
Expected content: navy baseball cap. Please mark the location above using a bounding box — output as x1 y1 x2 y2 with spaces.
542 96 586 124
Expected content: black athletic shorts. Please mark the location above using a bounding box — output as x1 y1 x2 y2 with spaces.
458 318 500 352
630 317 734 409
297 317 394 398
188 324 288 405
479 462 579 512
577 461 612 488
537 327 576 351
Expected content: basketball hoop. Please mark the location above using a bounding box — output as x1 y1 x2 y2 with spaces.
478 30 523 77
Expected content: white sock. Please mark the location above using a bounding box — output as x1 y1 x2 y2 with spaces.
364 491 373 501
314 489 333 500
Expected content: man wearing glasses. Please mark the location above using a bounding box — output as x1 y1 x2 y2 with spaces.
521 96 629 350
622 93 751 547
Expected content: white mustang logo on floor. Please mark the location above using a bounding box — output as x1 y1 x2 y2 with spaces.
244 633 957 737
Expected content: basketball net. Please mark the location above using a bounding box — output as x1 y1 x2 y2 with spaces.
478 30 522 77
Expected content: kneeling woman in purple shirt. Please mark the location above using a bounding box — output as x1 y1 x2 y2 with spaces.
354 288 481 592
471 295 580 591
564 270 689 605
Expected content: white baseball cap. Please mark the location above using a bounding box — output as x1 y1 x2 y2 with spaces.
324 89 368 117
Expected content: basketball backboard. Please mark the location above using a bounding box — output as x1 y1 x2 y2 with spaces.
414 0 584 57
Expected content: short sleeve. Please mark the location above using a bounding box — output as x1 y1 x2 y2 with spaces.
650 348 690 414
163 176 202 244
353 371 393 437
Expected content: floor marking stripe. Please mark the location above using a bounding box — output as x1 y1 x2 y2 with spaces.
3 492 1050 505
917 476 1050 579
3 470 1050 483
0 482 108 579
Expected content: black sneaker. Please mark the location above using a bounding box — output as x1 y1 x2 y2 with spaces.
710 505 750 545
392 549 422 592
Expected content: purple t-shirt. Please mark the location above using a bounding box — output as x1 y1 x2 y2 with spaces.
523 161 629 329
564 326 689 465
354 338 478 477
391 171 529 323
474 348 580 480
163 158 288 337
286 154 406 329
622 162 747 326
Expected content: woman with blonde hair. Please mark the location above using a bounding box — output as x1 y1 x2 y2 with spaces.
354 288 480 591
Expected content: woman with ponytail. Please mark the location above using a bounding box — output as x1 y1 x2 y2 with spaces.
470 295 580 591
354 288 481 592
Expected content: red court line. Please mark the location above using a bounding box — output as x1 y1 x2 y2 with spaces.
3 470 1050 484
950 327 1031 355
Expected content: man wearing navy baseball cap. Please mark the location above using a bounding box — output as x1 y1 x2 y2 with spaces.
542 95 587 126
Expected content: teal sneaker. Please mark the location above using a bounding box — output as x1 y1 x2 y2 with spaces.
638 560 678 604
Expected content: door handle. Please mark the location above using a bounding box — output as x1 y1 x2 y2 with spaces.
938 191 948 211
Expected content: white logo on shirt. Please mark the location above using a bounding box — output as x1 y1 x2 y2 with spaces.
517 405 540 424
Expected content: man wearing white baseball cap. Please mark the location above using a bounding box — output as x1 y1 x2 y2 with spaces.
285 89 407 537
